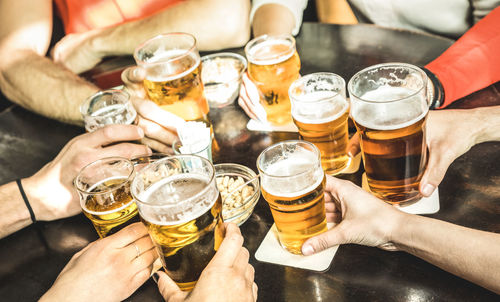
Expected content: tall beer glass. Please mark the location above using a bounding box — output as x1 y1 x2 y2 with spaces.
75 157 139 238
245 34 301 125
131 155 224 291
134 33 210 126
348 63 428 206
289 73 351 175
257 140 327 254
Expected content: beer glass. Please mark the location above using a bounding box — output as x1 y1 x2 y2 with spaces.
80 89 137 132
245 34 301 125
348 63 429 206
75 157 139 238
289 73 351 175
131 155 224 291
134 33 210 126
257 140 327 254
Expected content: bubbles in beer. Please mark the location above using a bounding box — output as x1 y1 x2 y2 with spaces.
145 49 200 82
247 40 295 65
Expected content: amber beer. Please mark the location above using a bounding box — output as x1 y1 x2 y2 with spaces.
257 141 327 254
75 158 139 238
289 73 351 175
132 155 224 291
348 63 429 205
134 33 210 126
245 35 301 125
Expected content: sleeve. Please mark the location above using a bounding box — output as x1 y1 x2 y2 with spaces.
425 6 500 108
250 0 308 36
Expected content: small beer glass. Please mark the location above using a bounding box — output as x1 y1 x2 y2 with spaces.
289 72 351 175
245 34 301 126
80 89 137 132
348 62 429 206
75 157 138 238
131 155 224 291
257 140 327 254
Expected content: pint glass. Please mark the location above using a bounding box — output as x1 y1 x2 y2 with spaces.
348 63 429 205
289 73 351 175
75 157 139 238
134 33 210 126
131 155 224 291
245 34 301 125
257 140 327 254
80 89 137 132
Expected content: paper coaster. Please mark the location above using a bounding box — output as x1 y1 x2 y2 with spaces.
361 173 440 215
247 119 299 132
255 223 339 272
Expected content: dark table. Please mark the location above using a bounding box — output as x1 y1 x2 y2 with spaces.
1 23 499 301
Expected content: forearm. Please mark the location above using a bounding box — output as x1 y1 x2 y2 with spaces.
0 182 33 239
91 0 250 54
316 0 358 24
252 4 296 37
0 50 98 125
393 214 500 293
472 106 500 143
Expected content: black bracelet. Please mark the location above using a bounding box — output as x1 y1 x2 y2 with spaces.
16 179 36 224
421 66 445 109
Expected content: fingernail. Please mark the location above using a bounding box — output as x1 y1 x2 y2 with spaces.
302 244 314 256
137 127 145 137
422 183 435 197
152 272 159 284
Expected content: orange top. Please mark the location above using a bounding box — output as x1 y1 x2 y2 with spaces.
54 0 183 34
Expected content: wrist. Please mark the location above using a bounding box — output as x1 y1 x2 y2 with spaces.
471 106 500 144
22 175 55 221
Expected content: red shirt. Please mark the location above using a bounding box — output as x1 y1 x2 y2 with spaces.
54 0 183 34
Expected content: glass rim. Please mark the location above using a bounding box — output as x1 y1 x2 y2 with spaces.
80 89 131 117
201 52 248 81
133 32 198 67
244 34 296 64
289 72 346 104
131 154 216 208
347 62 428 104
74 156 135 196
256 140 322 178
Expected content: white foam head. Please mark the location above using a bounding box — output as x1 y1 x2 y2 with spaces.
247 40 295 65
292 91 348 124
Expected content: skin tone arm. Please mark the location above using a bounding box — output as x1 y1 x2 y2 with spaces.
0 125 151 239
252 4 296 37
302 176 500 294
315 0 358 24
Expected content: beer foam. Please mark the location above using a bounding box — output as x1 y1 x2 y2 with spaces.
352 86 428 130
292 92 348 124
137 174 218 226
261 150 324 198
81 176 135 215
247 40 295 65
145 50 200 82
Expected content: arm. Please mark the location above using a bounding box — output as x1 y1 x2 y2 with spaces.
315 0 358 24
302 176 500 294
250 0 307 37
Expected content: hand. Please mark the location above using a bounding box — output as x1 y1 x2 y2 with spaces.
23 125 151 221
157 223 258 302
122 66 186 153
237 73 267 122
302 175 406 255
40 223 157 302
51 29 104 74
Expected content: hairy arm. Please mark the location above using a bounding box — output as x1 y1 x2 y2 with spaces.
0 182 34 238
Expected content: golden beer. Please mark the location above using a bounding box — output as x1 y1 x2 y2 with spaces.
349 63 429 205
75 158 138 238
257 141 327 254
290 73 351 175
135 33 210 126
132 155 224 291
245 35 301 125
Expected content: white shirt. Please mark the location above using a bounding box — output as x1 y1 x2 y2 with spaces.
251 0 308 36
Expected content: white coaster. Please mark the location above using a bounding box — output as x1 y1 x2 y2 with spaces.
246 119 299 132
255 223 339 272
361 173 440 215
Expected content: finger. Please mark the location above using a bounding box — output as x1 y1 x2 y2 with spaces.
121 66 147 99
326 212 341 223
133 97 185 131
233 247 250 273
132 247 158 271
140 137 173 154
128 235 155 262
85 124 145 147
245 264 255 281
419 150 449 197
137 116 178 146
325 201 338 213
347 132 361 158
238 96 259 121
241 74 267 122
301 224 346 256
253 283 258 302
106 222 149 248
99 142 152 159
157 271 187 301
208 223 243 267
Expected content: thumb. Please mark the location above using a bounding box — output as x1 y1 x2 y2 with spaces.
301 224 346 256
419 150 449 197
347 132 361 158
157 271 187 302
122 66 146 84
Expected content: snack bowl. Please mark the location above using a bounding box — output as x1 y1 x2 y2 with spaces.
201 53 247 108
215 163 260 226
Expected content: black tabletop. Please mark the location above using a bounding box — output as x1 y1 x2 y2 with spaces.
1 22 499 301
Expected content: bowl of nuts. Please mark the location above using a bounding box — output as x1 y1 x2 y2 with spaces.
215 163 260 226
